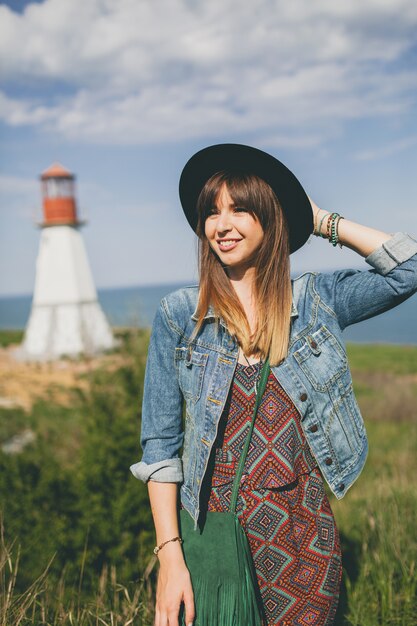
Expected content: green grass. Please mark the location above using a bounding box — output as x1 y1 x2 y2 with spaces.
346 343 417 375
347 344 417 424
0 329 24 347
1 339 417 624
333 419 417 625
333 344 417 625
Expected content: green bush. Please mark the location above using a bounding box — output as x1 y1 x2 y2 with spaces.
1 340 417 624
0 328 154 608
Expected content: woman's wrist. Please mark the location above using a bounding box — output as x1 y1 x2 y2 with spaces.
156 539 185 565
313 208 345 248
154 535 183 555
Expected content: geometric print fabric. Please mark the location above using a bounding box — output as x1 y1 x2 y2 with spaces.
203 361 342 625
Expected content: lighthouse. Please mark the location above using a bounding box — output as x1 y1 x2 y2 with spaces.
17 163 116 361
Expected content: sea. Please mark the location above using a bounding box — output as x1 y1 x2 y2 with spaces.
0 280 416 344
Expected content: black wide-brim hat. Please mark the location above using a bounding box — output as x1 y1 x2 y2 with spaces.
179 143 313 254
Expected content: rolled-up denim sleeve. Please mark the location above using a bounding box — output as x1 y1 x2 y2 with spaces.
129 298 184 483
313 232 417 330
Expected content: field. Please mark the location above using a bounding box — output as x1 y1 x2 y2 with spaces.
0 330 416 625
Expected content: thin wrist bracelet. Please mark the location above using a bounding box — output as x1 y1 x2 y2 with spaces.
316 212 331 237
153 536 183 555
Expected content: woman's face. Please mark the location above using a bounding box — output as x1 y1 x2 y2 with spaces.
204 183 264 274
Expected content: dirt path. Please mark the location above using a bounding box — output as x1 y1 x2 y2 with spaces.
0 344 128 412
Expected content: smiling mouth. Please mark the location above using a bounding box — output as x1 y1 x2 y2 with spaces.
217 239 241 250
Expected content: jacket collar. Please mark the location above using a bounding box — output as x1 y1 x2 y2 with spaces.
191 299 298 325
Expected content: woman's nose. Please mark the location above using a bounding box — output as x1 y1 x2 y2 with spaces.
215 210 232 232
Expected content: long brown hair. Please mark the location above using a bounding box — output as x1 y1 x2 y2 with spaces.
189 171 292 367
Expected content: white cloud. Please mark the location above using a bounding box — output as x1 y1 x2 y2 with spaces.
355 135 417 161
0 0 416 145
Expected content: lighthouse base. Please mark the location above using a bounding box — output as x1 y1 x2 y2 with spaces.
15 300 118 362
16 224 118 362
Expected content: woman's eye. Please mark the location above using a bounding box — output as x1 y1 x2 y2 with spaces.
205 206 247 216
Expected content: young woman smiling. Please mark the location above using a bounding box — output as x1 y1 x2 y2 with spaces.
131 144 417 626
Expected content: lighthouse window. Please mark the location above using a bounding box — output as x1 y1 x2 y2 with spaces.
45 178 73 198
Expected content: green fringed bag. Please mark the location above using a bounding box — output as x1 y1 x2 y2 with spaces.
179 357 270 626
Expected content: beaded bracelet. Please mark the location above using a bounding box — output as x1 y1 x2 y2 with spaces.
326 212 338 240
330 215 345 248
327 213 344 248
153 535 183 555
315 212 344 248
330 215 337 245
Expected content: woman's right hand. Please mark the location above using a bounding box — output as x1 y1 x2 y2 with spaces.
154 548 195 626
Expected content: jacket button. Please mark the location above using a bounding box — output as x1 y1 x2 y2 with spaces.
310 340 318 349
325 457 333 466
339 483 345 491
309 424 318 433
300 392 308 401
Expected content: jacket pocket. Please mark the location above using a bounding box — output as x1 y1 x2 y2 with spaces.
324 380 366 467
293 325 348 392
175 346 209 404
335 380 366 446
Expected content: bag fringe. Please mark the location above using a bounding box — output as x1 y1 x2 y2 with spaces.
181 576 262 626
181 516 263 626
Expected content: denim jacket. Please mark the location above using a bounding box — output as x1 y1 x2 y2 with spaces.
130 232 417 529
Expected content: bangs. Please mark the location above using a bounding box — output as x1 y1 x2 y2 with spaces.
196 171 263 232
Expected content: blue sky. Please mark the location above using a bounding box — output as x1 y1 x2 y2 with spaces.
1 0 416 296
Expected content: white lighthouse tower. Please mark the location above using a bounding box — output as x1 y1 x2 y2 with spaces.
17 163 116 361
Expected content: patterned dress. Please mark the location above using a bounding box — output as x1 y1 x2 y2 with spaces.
199 361 342 626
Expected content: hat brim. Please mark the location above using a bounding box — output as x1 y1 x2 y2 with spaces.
179 143 313 254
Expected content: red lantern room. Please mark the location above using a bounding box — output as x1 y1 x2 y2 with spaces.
40 163 82 226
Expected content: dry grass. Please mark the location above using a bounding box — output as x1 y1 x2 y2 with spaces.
0 338 134 413
0 518 158 626
1 339 417 625
352 369 417 423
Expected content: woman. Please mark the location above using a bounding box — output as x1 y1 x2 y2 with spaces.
130 144 417 626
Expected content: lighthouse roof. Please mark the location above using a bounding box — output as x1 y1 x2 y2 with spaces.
41 162 74 180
